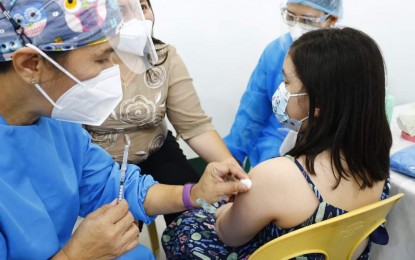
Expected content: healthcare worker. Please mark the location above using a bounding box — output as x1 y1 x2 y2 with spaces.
0 0 249 259
224 0 342 167
85 0 236 227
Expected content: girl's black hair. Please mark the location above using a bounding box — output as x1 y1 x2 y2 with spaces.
288 27 392 189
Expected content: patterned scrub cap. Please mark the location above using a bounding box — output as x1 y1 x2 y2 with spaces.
286 0 343 18
0 0 122 62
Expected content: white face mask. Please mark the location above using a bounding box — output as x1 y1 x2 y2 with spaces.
117 19 153 56
272 81 308 132
288 24 319 41
145 19 153 36
26 44 123 126
279 129 298 156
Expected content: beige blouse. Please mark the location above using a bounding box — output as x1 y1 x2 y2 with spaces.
86 44 214 164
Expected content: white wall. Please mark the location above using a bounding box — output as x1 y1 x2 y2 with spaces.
151 0 415 158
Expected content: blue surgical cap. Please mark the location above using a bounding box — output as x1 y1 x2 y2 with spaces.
0 0 122 62
286 0 343 18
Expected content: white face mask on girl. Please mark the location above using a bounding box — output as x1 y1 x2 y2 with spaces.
279 129 298 156
26 44 123 126
272 81 308 132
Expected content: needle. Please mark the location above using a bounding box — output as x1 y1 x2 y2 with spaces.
117 134 130 202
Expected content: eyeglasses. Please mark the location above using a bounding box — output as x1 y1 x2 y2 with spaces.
280 7 331 29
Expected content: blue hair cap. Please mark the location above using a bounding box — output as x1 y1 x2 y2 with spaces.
0 0 122 62
286 0 343 18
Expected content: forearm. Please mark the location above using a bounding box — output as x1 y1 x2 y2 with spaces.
215 206 244 247
186 131 233 163
51 249 70 260
143 159 251 216
144 183 199 216
214 203 233 245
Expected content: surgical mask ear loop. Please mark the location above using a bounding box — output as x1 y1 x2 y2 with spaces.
25 43 85 110
25 43 83 86
31 77 63 110
299 116 309 123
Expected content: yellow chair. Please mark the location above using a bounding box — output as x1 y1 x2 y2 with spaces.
249 193 404 260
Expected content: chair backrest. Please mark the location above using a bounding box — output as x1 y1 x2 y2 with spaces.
249 193 404 260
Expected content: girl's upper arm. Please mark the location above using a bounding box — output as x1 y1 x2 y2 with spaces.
215 159 289 247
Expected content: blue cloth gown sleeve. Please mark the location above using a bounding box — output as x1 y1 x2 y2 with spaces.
0 232 6 260
0 117 158 259
73 127 158 224
224 34 293 167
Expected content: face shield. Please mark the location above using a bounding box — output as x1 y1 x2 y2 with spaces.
0 0 157 74
109 0 158 74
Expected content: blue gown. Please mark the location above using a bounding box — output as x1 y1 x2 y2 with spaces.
224 33 293 167
0 116 156 259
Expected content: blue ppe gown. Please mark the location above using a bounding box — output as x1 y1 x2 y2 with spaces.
0 116 156 260
224 33 293 167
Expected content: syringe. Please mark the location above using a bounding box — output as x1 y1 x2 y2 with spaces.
117 134 130 202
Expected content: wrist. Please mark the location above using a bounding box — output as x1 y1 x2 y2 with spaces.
182 183 198 210
52 247 72 260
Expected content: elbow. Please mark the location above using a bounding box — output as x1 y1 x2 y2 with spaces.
215 221 244 248
224 240 243 248
220 236 245 248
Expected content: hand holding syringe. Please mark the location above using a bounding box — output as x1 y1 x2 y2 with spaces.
118 134 130 202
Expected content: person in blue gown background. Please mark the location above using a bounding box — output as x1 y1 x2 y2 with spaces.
224 0 342 168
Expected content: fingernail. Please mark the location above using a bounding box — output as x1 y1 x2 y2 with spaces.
110 199 118 205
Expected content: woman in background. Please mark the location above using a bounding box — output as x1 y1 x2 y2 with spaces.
85 0 235 226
